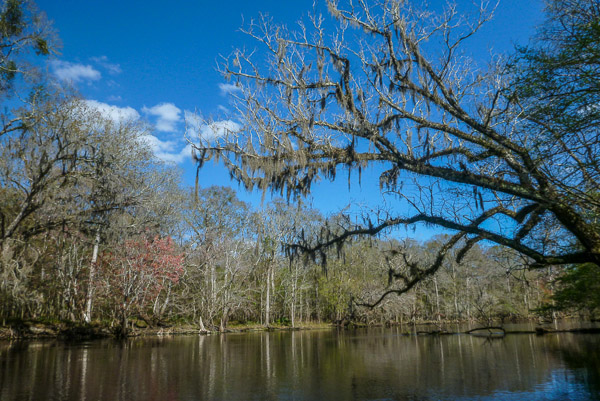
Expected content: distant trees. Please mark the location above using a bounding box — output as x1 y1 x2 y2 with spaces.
178 186 554 328
180 188 322 331
253 199 320 327
0 166 555 330
182 186 255 331
0 93 183 324
191 0 600 304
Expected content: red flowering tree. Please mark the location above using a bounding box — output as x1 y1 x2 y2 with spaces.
101 235 184 335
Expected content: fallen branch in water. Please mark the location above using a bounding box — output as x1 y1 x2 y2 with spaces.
466 326 506 336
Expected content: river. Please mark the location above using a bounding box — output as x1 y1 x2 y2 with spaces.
1 326 599 400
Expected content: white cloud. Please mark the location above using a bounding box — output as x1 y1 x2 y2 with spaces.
162 144 192 164
200 120 241 140
91 56 122 75
184 110 202 131
81 100 189 164
139 135 191 164
142 102 181 132
219 83 242 95
84 100 140 122
184 111 241 141
51 60 101 83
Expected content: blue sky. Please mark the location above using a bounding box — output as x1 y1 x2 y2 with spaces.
36 0 544 238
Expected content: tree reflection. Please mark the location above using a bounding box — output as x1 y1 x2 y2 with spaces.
1 331 599 400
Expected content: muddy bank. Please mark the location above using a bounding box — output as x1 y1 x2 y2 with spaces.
3 318 599 341
0 320 334 340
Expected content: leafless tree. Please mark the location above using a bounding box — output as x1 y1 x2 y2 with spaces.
191 0 600 304
183 186 255 331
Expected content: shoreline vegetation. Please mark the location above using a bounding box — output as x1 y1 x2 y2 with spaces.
2 318 599 341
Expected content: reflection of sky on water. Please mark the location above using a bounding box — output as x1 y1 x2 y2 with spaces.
480 369 595 401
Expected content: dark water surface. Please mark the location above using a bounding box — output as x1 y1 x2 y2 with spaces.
1 327 600 400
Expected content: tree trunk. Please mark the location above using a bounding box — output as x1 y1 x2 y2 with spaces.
291 266 297 328
434 277 441 323
298 290 303 325
117 303 129 338
466 278 471 321
452 265 459 319
83 228 100 324
265 263 271 326
220 307 229 332
198 315 207 333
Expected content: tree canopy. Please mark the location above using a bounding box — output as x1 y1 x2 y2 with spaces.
191 0 600 290
550 263 600 314
0 0 54 94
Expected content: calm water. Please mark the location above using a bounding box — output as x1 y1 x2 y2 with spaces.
1 327 599 400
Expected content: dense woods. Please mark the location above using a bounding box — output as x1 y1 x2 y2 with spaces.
1 0 599 337
0 174 563 332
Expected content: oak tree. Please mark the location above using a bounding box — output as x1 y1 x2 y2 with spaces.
192 0 600 301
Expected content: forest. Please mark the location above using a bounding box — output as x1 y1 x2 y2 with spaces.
1 0 599 338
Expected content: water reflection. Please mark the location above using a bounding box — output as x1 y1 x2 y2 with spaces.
1 328 599 400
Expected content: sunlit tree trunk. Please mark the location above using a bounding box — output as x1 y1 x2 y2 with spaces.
291 272 297 328
265 263 272 326
466 278 471 321
83 228 100 324
198 315 206 333
298 290 303 325
449 263 459 320
433 277 441 323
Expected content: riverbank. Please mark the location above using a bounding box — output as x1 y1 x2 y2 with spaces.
0 320 335 340
2 318 599 341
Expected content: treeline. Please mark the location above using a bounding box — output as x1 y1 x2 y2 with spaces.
1 139 557 334
0 96 558 335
